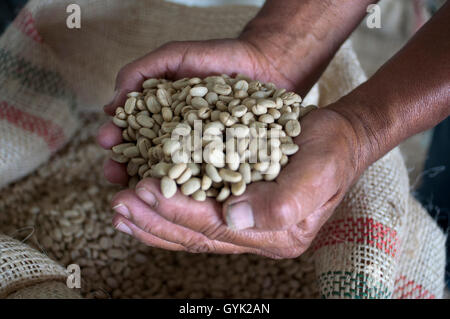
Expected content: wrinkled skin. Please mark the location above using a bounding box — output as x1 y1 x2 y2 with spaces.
97 39 363 258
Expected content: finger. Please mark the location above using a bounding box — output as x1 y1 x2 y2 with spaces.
222 144 341 231
112 189 255 255
112 213 186 251
135 178 224 233
104 42 184 115
97 121 123 149
103 159 128 185
133 178 299 252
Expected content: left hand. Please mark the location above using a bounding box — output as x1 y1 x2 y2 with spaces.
109 106 363 258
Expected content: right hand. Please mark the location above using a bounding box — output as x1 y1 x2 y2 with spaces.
97 37 310 184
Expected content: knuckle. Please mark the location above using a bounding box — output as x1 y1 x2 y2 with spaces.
183 236 214 253
140 220 158 235
199 222 226 240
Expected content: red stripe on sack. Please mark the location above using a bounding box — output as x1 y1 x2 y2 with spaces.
313 217 398 257
13 8 43 43
394 275 435 299
0 101 65 151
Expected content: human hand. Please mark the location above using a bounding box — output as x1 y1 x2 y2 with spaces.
96 36 369 258
98 37 309 184
105 105 364 258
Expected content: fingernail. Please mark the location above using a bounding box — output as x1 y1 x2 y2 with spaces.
113 203 130 219
136 187 157 208
115 221 132 235
226 201 255 230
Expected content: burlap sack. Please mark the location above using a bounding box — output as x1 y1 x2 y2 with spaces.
0 234 80 298
0 0 445 298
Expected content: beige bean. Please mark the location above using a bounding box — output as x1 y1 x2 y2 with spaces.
285 120 301 137
138 164 149 177
138 138 151 159
233 80 249 91
270 147 282 162
156 88 172 107
130 157 146 165
176 167 192 184
163 140 181 156
146 96 162 114
127 115 141 130
112 143 135 154
251 104 267 115
268 108 281 119
278 112 298 125
168 163 187 179
280 154 289 166
259 114 274 124
205 92 218 105
280 143 299 155
188 77 202 85
201 175 212 191
280 91 302 105
113 117 128 128
181 178 201 195
197 106 211 119
136 115 153 128
191 97 209 109
205 164 222 183
239 163 251 184
225 151 239 171
152 162 172 178
216 186 231 202
206 188 219 197
231 105 247 117
126 161 139 176
254 161 270 172
241 112 254 125
123 146 140 158
219 169 242 183
161 107 173 122
230 124 249 138
213 83 232 95
220 112 238 127
257 98 276 109
192 189 206 201
139 127 157 139
251 170 263 182
124 97 137 114
190 86 208 97
142 78 159 89
161 176 177 199
111 153 129 163
231 179 246 196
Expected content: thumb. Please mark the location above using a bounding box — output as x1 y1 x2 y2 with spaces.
103 42 185 115
222 180 314 231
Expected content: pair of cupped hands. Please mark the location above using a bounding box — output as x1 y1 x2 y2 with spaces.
97 38 365 258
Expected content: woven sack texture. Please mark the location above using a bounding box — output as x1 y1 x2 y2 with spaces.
6 281 80 299
0 234 77 298
0 0 445 298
